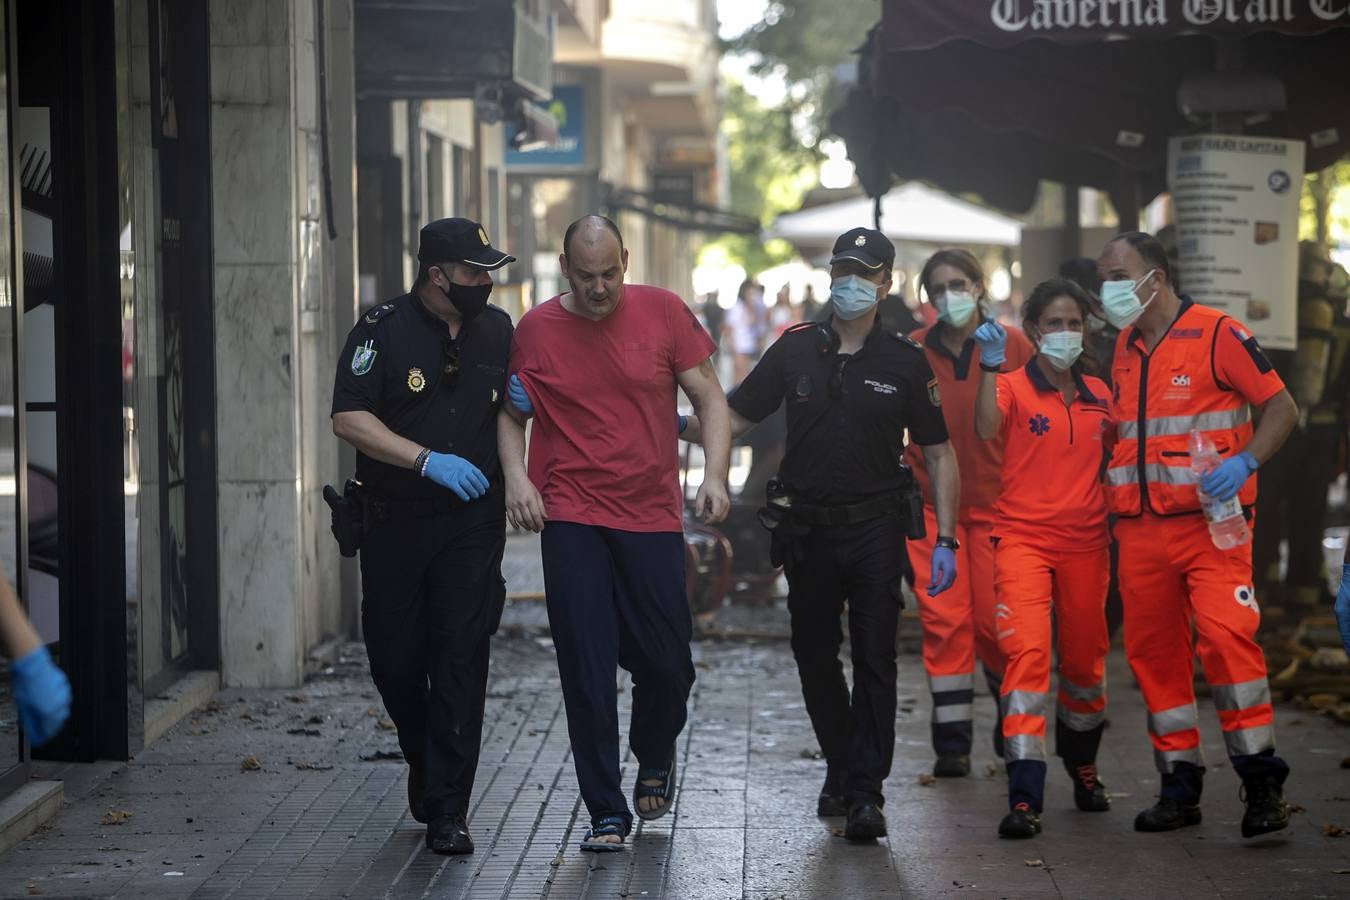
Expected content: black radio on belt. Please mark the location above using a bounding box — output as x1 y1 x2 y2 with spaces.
898 463 925 541
323 479 365 557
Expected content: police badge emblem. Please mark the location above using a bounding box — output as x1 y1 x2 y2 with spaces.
407 367 426 392
855 234 867 247
351 340 376 376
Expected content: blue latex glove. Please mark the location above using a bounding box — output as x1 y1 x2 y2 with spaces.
507 374 533 416
928 546 957 597
973 319 1007 367
11 645 71 747
678 415 688 434
1335 563 1350 655
1198 451 1257 501
423 452 489 502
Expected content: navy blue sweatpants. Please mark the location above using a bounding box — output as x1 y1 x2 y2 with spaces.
541 522 695 832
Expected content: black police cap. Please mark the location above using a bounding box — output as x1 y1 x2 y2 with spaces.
417 217 516 271
829 227 895 271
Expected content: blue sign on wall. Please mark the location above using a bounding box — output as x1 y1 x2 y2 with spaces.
505 85 586 169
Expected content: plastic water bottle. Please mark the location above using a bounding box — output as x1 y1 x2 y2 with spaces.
1188 429 1250 549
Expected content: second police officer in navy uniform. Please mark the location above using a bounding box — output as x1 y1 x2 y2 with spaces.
331 218 514 856
681 228 961 840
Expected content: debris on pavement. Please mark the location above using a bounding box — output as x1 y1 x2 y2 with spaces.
101 810 133 826
240 755 262 772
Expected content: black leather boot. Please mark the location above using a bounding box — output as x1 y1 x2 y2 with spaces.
1240 774 1290 838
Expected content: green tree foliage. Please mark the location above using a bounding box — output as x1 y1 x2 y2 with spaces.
1300 158 1350 247
701 0 880 274
729 0 878 146
700 79 820 275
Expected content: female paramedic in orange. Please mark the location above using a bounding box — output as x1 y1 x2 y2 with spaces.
905 249 1035 776
973 278 1114 839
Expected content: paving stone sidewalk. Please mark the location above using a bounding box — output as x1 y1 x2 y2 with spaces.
0 532 1346 898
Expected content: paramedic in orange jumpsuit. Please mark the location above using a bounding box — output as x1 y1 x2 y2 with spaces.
1098 231 1298 838
973 278 1113 839
905 248 1035 777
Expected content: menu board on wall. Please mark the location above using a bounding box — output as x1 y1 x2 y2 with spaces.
1167 134 1305 351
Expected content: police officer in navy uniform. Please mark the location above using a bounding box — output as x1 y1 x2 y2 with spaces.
331 217 514 855
681 228 961 840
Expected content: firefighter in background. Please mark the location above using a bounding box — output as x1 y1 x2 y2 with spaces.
973 278 1114 839
1254 242 1350 608
905 248 1036 777
1097 232 1299 838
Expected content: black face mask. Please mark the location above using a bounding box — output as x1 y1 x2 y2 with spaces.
439 269 492 321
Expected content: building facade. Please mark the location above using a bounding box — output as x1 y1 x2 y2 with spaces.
0 0 557 810
506 0 726 306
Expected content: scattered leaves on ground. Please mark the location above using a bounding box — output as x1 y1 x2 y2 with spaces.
240 755 262 772
375 718 397 732
985 764 999 777
1324 823 1346 837
1290 804 1308 814
294 760 334 771
359 750 404 762
101 809 133 826
1024 859 1044 867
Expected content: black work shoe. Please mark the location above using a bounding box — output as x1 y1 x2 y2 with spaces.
998 803 1042 839
933 754 971 778
427 813 474 855
1134 798 1202 832
1068 763 1111 812
1240 776 1290 838
844 802 887 841
817 769 847 817
408 763 428 824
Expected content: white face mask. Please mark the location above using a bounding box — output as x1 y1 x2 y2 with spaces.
1100 268 1158 329
937 290 978 327
1038 330 1084 371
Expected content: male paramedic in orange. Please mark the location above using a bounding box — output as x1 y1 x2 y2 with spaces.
1098 232 1298 838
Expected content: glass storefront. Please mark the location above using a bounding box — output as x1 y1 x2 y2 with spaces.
0 0 27 789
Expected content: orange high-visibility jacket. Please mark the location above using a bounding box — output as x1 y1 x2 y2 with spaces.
1107 302 1264 517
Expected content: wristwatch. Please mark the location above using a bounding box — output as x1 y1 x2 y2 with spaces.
935 535 960 551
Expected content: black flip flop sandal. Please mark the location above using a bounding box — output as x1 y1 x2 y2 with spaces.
579 815 628 852
633 753 677 821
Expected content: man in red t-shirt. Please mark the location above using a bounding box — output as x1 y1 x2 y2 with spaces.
498 215 732 852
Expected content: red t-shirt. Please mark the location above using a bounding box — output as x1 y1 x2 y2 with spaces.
509 284 716 532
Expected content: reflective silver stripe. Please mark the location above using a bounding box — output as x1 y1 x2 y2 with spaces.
1223 724 1275 757
1106 465 1137 486
1000 690 1048 718
929 672 974 692
1117 406 1251 440
1004 733 1046 762
1057 705 1105 732
1059 677 1105 704
1145 463 1199 486
1212 678 1271 712
1154 746 1204 774
933 703 973 724
1107 463 1199 488
1148 703 1199 737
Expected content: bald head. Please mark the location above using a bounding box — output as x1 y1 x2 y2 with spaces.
559 215 629 320
563 215 625 259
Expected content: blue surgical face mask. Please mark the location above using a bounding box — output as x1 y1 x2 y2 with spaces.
1100 268 1158 329
937 290 978 327
830 275 880 320
1039 330 1084 371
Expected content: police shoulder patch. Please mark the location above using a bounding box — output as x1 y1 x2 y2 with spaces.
927 377 941 407
887 330 923 351
363 302 400 326
351 339 377 376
